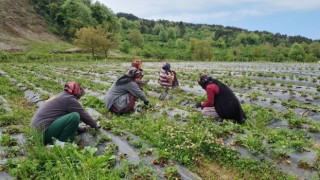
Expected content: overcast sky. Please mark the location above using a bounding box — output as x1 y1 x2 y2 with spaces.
97 0 320 40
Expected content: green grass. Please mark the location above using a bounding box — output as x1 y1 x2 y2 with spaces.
25 41 74 53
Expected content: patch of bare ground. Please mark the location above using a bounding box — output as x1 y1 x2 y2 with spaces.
0 0 65 51
195 161 241 180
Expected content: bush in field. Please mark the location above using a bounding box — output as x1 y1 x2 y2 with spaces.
119 40 131 53
128 29 144 48
74 27 104 58
289 43 306 62
154 49 167 60
190 38 213 61
74 26 119 59
140 46 154 58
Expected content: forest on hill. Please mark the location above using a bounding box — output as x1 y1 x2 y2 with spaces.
5 0 320 62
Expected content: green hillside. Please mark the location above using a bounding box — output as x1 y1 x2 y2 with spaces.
1 0 320 62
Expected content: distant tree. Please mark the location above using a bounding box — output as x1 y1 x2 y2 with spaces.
119 17 130 30
289 43 306 61
227 47 240 61
309 42 320 59
127 20 141 30
190 38 213 61
178 21 186 37
239 46 253 61
261 33 273 43
116 13 139 21
159 30 168 42
139 25 148 34
167 27 178 39
119 40 131 53
128 29 144 47
251 43 274 61
155 49 167 60
271 43 289 62
79 0 91 6
214 37 226 48
214 49 233 61
175 39 188 49
96 24 120 58
141 45 154 58
90 1 115 24
153 23 165 35
74 27 104 58
230 46 240 58
235 32 248 46
305 54 318 62
300 42 310 54
61 0 96 38
30 0 54 17
252 46 265 60
199 26 214 39
247 33 261 45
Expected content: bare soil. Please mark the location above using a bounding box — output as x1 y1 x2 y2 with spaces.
0 0 63 51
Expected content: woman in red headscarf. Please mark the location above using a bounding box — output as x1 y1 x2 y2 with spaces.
130 59 146 87
30 82 101 145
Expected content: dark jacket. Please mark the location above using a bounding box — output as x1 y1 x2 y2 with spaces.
213 81 246 123
31 92 98 130
199 75 246 123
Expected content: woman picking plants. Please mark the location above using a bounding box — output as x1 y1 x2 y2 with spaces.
104 59 149 114
196 73 246 124
30 82 101 146
158 62 179 100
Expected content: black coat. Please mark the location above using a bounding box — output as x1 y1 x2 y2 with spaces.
212 82 246 123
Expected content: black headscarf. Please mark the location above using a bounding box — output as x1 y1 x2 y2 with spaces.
198 74 247 124
115 67 142 86
162 62 171 75
198 74 222 89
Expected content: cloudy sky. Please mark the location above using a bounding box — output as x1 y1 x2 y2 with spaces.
97 0 320 40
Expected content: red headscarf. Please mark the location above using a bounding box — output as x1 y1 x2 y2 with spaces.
132 59 142 69
64 82 85 99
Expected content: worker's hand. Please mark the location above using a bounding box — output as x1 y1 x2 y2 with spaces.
143 100 152 109
195 102 202 108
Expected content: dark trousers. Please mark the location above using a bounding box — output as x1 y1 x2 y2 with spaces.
44 112 80 144
110 93 137 114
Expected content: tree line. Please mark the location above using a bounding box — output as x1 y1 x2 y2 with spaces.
30 0 320 62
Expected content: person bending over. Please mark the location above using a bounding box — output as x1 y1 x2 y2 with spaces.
196 73 246 124
105 62 149 114
30 82 100 145
158 62 179 100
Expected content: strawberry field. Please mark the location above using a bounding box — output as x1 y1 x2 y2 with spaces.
0 61 320 179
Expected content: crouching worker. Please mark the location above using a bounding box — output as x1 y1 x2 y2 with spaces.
104 64 149 114
30 82 101 145
159 62 179 100
196 73 246 124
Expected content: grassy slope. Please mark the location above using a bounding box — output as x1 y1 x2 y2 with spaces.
0 0 68 51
